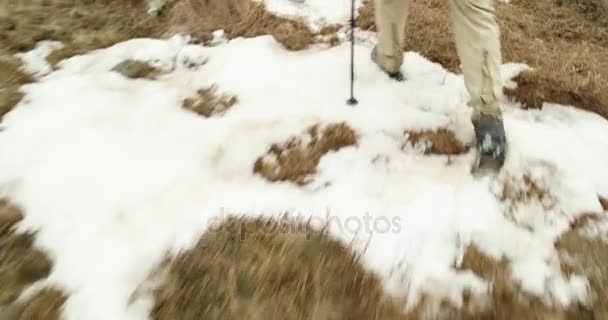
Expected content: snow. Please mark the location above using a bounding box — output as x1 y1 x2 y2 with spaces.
263 0 363 32
15 40 64 77
2 31 608 320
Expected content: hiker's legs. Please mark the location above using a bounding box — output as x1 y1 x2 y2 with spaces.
451 0 503 121
375 0 410 74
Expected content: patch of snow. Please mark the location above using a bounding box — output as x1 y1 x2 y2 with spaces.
146 0 172 16
264 0 363 32
209 30 227 46
1 34 608 320
15 41 64 78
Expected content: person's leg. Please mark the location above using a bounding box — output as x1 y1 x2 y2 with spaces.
450 0 503 121
374 0 410 78
451 0 506 170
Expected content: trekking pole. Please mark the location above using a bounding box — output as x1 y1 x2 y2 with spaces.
346 0 358 106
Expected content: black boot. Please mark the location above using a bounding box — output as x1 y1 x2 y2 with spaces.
371 46 404 82
472 114 507 173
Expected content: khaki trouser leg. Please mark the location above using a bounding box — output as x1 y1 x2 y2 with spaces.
375 0 410 74
451 0 503 121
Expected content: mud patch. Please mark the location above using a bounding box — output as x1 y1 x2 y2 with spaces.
254 123 357 185
182 86 238 118
150 216 402 320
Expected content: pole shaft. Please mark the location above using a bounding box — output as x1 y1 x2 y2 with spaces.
346 0 358 106
350 0 355 99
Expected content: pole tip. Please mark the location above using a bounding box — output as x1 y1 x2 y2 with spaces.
346 97 358 106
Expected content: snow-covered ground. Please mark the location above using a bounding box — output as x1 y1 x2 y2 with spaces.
2 3 608 320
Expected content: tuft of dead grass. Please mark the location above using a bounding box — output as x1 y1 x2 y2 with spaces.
0 199 24 229
0 200 52 307
404 128 469 156
182 86 238 117
0 55 33 120
150 216 403 320
254 123 357 185
0 200 65 319
357 0 608 120
500 175 555 209
497 174 560 230
599 195 608 211
11 288 68 320
569 212 603 230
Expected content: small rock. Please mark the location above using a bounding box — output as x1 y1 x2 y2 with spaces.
111 59 158 79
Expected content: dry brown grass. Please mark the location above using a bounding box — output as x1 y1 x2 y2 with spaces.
0 50 32 120
254 123 358 185
0 0 157 119
410 195 608 318
599 196 608 211
10 288 68 320
151 216 403 320
0 0 338 119
3 0 157 64
182 86 238 117
447 245 594 320
555 214 608 320
0 199 66 319
0 200 52 306
500 175 555 210
357 0 608 120
163 0 316 50
146 212 608 320
404 129 470 156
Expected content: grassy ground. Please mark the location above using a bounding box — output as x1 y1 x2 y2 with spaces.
1 0 607 319
151 217 403 320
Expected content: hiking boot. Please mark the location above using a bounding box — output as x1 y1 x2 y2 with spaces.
371 45 404 82
472 114 507 172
